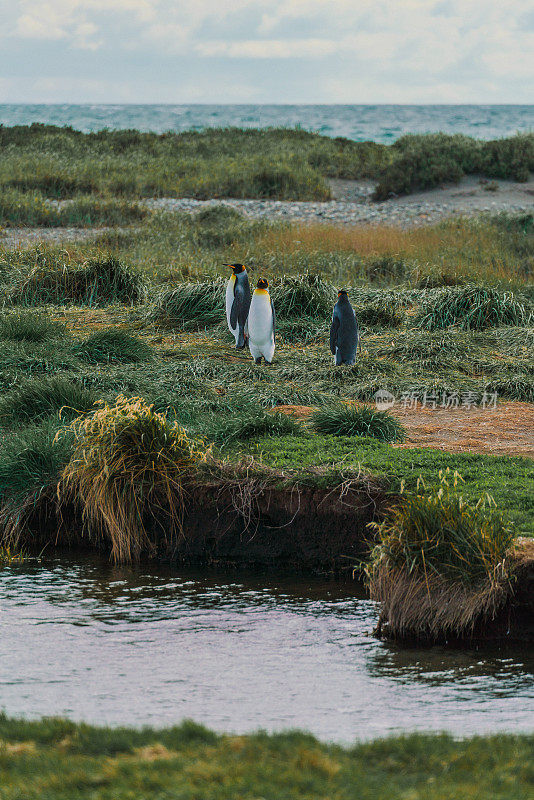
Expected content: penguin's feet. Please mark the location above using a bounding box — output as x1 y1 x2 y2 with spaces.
254 356 262 365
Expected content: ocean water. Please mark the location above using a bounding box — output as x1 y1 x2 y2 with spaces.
0 104 533 142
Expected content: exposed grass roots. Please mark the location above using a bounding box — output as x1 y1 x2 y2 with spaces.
57 397 209 562
311 404 406 443
367 470 516 641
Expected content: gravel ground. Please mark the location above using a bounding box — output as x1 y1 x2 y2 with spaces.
143 175 533 226
1 175 532 251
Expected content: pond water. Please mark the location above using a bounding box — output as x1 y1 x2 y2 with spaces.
1 555 533 743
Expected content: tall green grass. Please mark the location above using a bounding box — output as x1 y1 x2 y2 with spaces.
0 376 98 425
9 254 144 306
416 285 533 330
2 124 531 201
73 330 152 364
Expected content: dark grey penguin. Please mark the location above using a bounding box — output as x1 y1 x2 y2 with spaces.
330 290 359 365
225 263 251 349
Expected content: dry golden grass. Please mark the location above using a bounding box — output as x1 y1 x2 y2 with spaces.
57 396 209 562
369 565 512 641
257 220 515 281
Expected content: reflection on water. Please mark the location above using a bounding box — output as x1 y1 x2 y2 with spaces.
0 555 532 743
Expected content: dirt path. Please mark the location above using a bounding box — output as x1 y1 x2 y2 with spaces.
276 401 534 459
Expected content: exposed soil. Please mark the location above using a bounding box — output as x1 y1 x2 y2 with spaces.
329 174 534 210
275 401 534 459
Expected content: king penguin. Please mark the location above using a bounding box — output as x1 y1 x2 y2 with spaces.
248 278 275 364
225 263 251 349
330 290 359 365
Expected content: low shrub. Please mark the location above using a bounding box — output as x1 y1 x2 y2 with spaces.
73 330 152 364
0 376 98 425
311 404 406 442
416 285 532 330
373 133 534 200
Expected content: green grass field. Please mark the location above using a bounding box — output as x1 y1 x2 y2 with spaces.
0 125 532 207
0 714 532 800
0 195 532 551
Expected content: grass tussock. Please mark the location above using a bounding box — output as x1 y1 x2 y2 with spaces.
367 470 517 641
0 420 74 547
355 303 404 329
73 329 152 364
0 310 66 341
416 285 532 330
270 274 335 319
311 404 406 443
205 405 302 447
0 376 98 426
57 396 209 562
10 254 144 306
150 279 226 329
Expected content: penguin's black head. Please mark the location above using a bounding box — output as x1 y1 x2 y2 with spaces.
256 278 269 290
337 289 349 298
224 263 245 274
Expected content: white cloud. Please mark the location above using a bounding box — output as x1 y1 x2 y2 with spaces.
197 38 340 58
1 0 532 102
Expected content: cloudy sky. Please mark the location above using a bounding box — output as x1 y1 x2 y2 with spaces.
1 0 532 104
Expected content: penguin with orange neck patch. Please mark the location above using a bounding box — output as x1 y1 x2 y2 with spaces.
225 263 251 349
248 278 275 364
330 290 358 365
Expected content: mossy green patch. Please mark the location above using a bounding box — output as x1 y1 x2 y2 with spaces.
240 434 534 533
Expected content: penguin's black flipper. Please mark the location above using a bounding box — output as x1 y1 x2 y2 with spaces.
270 300 276 338
329 315 339 355
229 293 242 330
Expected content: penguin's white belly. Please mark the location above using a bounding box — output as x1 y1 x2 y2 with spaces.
226 279 238 337
248 298 273 345
248 293 274 361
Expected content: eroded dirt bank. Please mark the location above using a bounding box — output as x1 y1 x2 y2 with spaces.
16 477 534 643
